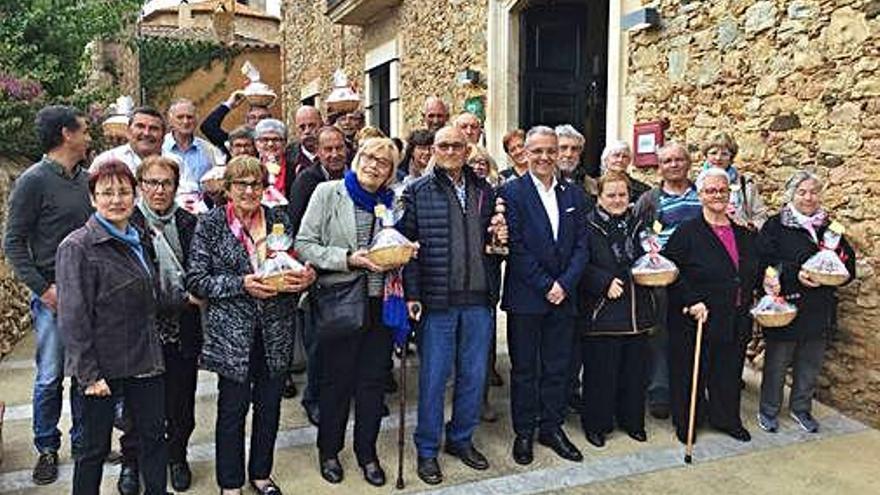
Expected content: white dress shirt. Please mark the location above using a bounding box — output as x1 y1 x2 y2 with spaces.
530 171 560 241
89 144 142 174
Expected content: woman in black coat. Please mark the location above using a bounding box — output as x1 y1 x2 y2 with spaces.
663 167 762 444
756 171 855 434
578 173 655 448
187 156 316 495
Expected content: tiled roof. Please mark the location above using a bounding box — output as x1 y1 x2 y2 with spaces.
143 0 280 22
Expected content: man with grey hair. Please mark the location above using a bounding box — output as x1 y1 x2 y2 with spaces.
502 125 589 465
422 97 450 132
633 141 702 421
555 124 585 181
162 98 218 190
454 112 483 145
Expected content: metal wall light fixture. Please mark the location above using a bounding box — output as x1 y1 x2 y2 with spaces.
621 7 661 32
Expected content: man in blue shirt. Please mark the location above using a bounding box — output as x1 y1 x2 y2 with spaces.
162 98 218 192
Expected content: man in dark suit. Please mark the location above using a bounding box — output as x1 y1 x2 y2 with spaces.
286 125 348 425
502 126 589 466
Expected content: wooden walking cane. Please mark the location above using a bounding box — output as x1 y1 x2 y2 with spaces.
684 317 705 464
395 342 408 489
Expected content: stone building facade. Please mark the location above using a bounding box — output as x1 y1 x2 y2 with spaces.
280 0 879 426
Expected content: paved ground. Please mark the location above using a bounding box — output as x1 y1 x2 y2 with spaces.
1 317 878 495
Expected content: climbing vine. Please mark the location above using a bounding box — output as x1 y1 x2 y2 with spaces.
137 37 242 104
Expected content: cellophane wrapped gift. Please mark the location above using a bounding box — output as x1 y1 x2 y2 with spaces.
802 226 850 286
175 180 208 214
261 156 288 208
631 231 679 287
751 266 797 328
367 205 416 268
259 223 304 290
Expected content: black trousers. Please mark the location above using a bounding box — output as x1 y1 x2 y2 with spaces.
580 335 648 434
73 376 167 495
317 298 392 465
668 314 749 434
215 331 285 489
507 311 575 436
164 343 198 463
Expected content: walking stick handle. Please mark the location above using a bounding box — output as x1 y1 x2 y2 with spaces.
685 318 705 464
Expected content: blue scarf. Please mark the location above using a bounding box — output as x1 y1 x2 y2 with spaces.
343 170 409 346
94 213 151 276
344 169 394 212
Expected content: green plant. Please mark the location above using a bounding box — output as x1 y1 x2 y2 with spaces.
137 37 242 104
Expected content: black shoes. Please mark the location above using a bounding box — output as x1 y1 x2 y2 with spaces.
249 478 283 494
170 461 192 491
281 376 298 399
628 430 648 442
416 457 443 485
32 451 59 485
538 430 583 462
320 457 344 484
724 426 752 442
303 403 320 427
585 431 606 449
444 443 489 471
361 461 386 487
512 435 534 465
649 403 670 420
117 464 140 495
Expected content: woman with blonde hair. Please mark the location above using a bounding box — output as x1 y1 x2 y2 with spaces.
467 144 501 188
700 131 768 230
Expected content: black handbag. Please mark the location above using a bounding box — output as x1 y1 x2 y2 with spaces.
310 274 368 340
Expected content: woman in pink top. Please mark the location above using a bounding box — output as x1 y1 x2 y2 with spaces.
663 167 763 446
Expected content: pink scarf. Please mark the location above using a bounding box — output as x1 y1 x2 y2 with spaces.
225 201 267 271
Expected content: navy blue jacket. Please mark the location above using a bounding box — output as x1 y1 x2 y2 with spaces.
400 166 499 309
501 174 590 315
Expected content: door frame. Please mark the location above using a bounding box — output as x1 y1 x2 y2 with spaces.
485 0 631 164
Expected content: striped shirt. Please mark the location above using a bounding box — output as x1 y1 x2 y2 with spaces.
657 185 701 248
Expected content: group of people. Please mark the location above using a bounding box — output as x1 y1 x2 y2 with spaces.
3 92 855 495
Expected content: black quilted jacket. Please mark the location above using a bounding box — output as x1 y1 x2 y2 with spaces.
400 166 499 309
186 206 298 383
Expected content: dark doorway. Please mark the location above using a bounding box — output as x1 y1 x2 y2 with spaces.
520 1 608 176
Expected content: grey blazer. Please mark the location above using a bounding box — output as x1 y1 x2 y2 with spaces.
295 180 361 285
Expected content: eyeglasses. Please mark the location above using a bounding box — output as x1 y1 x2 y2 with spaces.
469 159 490 167
140 179 175 191
94 189 134 200
256 137 284 144
707 148 733 158
435 142 466 152
230 180 264 192
361 153 393 169
701 187 730 196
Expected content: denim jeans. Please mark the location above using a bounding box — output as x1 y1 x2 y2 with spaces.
31 294 83 454
414 305 492 459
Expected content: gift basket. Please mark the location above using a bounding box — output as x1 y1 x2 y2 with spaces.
258 223 305 291
366 205 416 268
240 61 277 107
175 179 209 215
261 156 288 208
632 231 679 287
750 266 798 328
802 223 850 286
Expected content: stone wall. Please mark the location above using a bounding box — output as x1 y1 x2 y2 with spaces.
627 0 880 427
281 0 488 133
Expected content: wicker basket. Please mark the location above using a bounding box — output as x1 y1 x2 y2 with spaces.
803 269 849 287
754 310 797 328
367 245 415 268
261 270 299 291
102 120 128 138
245 93 276 107
632 269 679 287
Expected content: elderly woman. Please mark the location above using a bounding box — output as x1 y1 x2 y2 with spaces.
756 172 855 433
664 167 762 445
500 129 528 181
578 172 655 448
397 128 434 184
187 156 316 495
130 156 201 491
296 137 401 487
701 131 768 229
56 161 167 495
468 144 502 188
599 140 650 203
254 119 291 205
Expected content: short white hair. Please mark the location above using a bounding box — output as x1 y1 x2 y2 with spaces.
695 166 730 192
254 119 287 140
784 170 823 203
554 124 585 145
525 125 557 145
600 140 631 163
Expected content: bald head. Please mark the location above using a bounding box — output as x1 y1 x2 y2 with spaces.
453 112 482 144
423 97 449 132
295 105 323 152
432 126 468 173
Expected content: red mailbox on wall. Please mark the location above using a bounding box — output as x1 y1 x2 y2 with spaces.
632 121 665 168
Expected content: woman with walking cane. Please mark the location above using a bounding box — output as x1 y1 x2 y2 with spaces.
663 167 762 448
